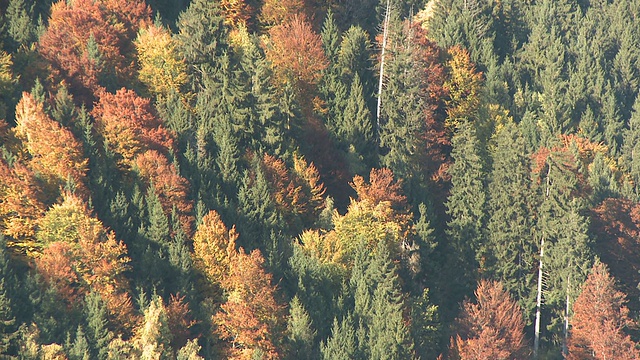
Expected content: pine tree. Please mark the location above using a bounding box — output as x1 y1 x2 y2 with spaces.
340 74 375 171
175 0 228 90
485 122 536 316
5 0 37 51
67 326 91 360
445 120 487 304
287 296 316 360
83 292 113 360
0 236 17 356
622 94 640 196
320 315 357 360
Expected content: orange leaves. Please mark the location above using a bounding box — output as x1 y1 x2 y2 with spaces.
568 262 640 360
0 160 46 246
450 280 529 360
93 88 174 170
192 210 238 286
35 193 135 331
134 150 194 234
38 0 151 98
351 168 407 211
261 153 326 228
260 0 307 26
220 0 256 28
266 15 327 88
217 247 285 359
14 92 88 198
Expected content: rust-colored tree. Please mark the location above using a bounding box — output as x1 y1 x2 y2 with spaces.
134 150 194 235
567 262 640 360
0 160 46 251
35 193 135 331
259 0 308 26
449 280 529 360
266 14 327 91
216 247 286 359
38 0 150 100
14 92 88 199
92 88 174 170
166 294 197 350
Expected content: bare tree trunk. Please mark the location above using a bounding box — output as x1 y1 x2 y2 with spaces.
376 0 391 137
534 235 544 357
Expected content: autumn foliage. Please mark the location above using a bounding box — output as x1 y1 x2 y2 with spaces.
266 15 327 89
92 88 174 169
568 262 640 359
38 0 150 99
134 150 194 235
449 280 529 360
14 92 88 198
192 210 238 286
35 194 135 330
216 246 286 359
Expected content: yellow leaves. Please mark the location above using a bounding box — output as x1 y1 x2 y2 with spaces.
192 210 238 285
135 23 188 100
444 46 483 132
14 92 89 198
297 229 345 266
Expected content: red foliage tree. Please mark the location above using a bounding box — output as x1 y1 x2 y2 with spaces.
134 150 194 235
568 262 640 359
449 280 529 360
0 160 46 247
38 0 150 100
266 14 327 90
351 168 407 211
216 247 286 359
92 88 174 170
166 294 197 350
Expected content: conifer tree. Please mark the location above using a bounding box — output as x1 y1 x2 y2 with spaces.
340 74 375 171
0 236 17 356
445 120 487 303
5 0 37 51
485 122 536 315
83 292 113 360
320 315 357 360
287 296 316 360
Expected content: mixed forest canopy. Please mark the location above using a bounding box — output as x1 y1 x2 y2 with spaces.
1 0 640 358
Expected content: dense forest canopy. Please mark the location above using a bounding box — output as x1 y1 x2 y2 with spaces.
1 0 640 359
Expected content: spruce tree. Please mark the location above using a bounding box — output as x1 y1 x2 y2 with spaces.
485 123 536 316
84 292 113 360
5 0 37 51
444 120 487 304
320 315 357 360
0 236 17 356
287 297 317 360
340 74 375 171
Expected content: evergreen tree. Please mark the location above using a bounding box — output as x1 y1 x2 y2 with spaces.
444 120 487 305
0 236 17 356
83 292 113 360
622 94 640 196
175 0 228 90
287 296 317 360
5 0 37 51
320 315 357 360
485 122 536 316
67 326 91 360
340 74 375 171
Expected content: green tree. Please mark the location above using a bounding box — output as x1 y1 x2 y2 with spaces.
175 0 228 90
340 74 375 171
287 296 316 360
5 0 37 51
83 292 113 360
444 120 487 304
67 326 91 360
320 315 357 360
485 122 536 317
0 236 18 356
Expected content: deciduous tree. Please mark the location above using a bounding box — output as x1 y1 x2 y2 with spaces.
568 262 640 360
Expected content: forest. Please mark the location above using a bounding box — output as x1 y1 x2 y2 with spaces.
1 0 640 359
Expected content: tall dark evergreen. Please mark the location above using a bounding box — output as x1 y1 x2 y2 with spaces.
444 120 487 304
485 122 536 317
